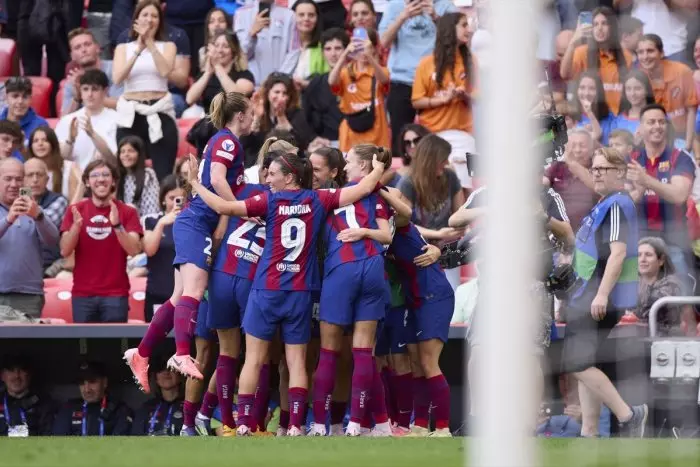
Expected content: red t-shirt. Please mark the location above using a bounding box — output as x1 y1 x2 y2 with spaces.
60 198 143 297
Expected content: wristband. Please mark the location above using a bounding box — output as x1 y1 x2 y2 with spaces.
112 223 124 232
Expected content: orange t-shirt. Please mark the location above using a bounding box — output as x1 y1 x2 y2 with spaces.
331 64 391 153
646 60 698 138
571 45 633 115
411 54 477 134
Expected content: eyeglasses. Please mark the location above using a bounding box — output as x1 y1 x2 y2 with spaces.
403 137 422 148
88 171 112 179
589 166 619 176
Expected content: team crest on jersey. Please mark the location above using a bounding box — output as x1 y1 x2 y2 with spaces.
222 139 236 152
659 161 670 172
206 256 212 266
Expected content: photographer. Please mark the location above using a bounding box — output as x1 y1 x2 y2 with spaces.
562 147 648 438
447 153 574 425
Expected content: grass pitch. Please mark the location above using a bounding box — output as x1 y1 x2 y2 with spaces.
2 438 699 467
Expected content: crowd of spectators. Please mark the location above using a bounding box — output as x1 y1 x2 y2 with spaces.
2 0 700 437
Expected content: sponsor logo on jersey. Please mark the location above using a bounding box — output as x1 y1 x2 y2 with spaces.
216 150 234 161
275 263 300 272
235 249 259 263
278 204 311 216
86 215 112 240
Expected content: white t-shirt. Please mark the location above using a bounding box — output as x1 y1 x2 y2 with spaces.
632 0 687 56
55 107 119 171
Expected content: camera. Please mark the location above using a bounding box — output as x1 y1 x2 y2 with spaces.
439 230 477 270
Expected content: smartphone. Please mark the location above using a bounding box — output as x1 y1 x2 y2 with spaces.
259 2 270 17
350 27 368 58
578 11 592 26
20 187 32 197
174 196 183 208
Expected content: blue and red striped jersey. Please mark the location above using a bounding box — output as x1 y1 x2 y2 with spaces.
185 128 246 231
245 189 341 291
323 186 390 275
388 222 453 308
629 147 695 248
213 184 269 280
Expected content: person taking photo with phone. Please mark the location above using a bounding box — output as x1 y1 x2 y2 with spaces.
141 175 185 322
233 0 297 84
0 158 60 319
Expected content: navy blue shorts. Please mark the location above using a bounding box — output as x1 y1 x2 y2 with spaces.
173 217 213 271
375 306 410 356
207 271 253 330
195 298 216 341
406 295 455 344
319 256 389 326
243 290 314 344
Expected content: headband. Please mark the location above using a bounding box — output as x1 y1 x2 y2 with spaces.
279 155 297 175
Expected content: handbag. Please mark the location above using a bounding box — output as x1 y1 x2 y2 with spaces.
344 75 376 133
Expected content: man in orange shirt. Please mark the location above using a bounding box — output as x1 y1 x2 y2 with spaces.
637 34 697 151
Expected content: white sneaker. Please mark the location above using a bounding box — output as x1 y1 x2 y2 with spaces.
194 413 211 436
236 424 252 437
369 421 393 437
329 423 344 436
428 428 452 438
345 421 362 437
307 422 327 436
360 427 371 436
276 427 287 437
406 425 430 437
287 426 303 437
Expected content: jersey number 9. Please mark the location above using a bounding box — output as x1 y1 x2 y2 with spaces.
281 218 306 262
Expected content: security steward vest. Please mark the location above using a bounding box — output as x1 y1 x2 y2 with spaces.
570 191 639 309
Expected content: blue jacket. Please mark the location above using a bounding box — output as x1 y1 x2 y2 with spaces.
0 107 48 147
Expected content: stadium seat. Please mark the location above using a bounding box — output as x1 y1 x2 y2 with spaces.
41 285 74 323
45 118 59 129
176 118 198 159
128 276 147 323
0 38 17 77
0 77 54 119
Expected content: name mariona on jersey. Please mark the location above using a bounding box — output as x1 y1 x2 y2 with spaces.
278 205 311 216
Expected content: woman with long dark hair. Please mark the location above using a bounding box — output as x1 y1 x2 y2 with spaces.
244 73 318 159
560 6 631 114
27 126 81 201
411 12 476 189
282 0 327 90
397 133 465 288
116 135 160 217
612 70 655 140
199 7 233 70
570 71 614 144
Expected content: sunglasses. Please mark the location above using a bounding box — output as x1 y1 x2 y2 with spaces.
403 136 422 148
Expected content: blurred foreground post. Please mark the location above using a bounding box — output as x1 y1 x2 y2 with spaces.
471 0 539 466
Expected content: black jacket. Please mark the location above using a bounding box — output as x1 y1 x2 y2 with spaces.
303 73 342 141
131 398 184 436
52 397 132 436
0 389 54 436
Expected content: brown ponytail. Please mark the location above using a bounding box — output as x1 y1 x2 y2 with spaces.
209 91 250 130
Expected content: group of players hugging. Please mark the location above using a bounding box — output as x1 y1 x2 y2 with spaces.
123 91 456 438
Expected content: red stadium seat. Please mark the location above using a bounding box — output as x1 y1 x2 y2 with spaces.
0 77 54 119
128 276 147 323
0 39 17 77
45 118 59 129
176 118 198 159
41 284 74 323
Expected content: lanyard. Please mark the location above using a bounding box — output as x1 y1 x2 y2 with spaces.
3 395 26 426
81 399 105 437
148 403 173 435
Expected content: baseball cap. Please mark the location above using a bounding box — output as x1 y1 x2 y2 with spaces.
77 361 107 382
1 354 31 372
